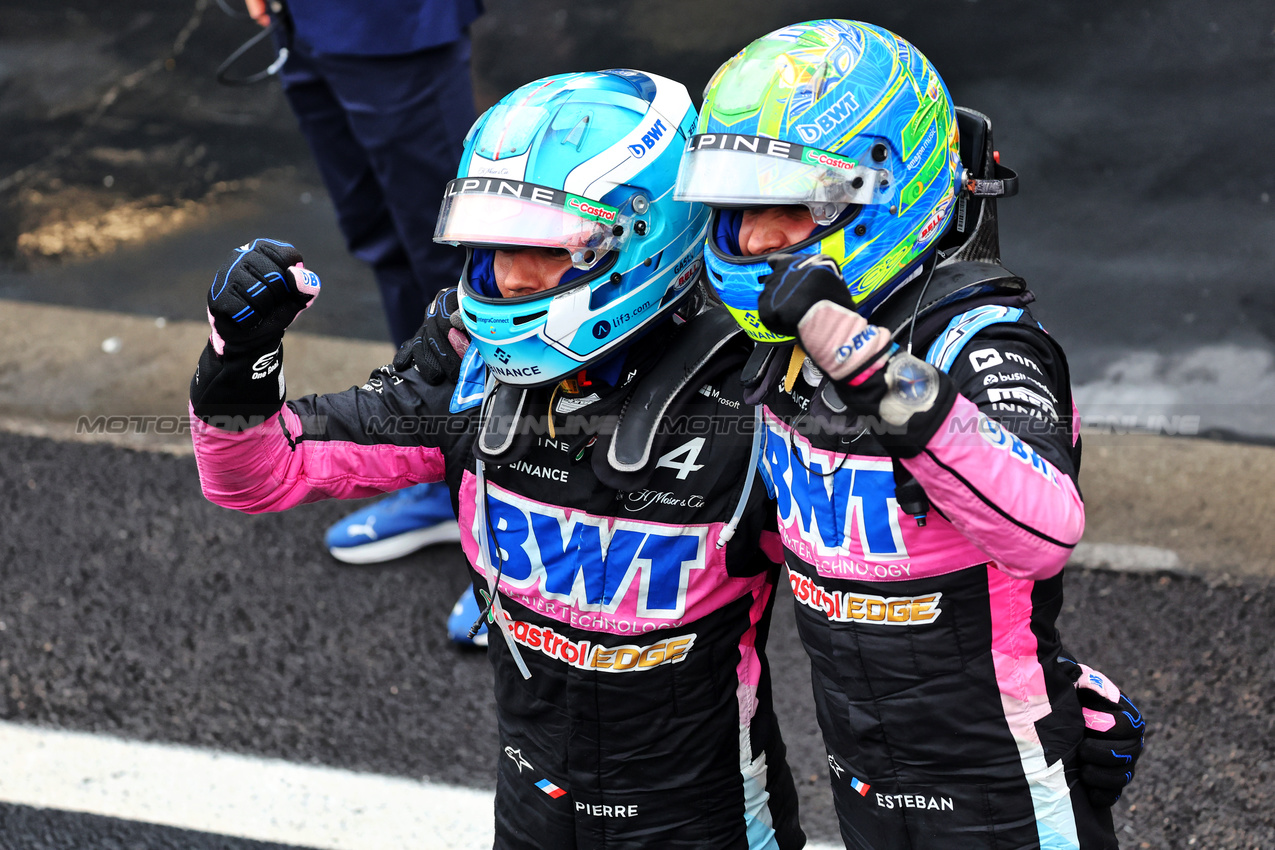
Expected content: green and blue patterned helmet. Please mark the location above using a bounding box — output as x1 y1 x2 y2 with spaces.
434 70 709 386
675 20 963 342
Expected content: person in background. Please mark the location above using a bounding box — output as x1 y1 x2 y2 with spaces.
243 0 485 643
676 19 1145 849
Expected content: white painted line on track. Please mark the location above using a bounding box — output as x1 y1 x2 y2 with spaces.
1074 344 1275 440
0 721 843 850
0 721 494 850
1070 542 1182 573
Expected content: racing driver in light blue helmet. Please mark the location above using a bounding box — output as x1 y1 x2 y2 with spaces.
427 68 716 650
189 68 806 849
435 69 711 387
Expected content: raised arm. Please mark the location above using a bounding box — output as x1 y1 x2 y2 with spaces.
758 253 1084 580
189 240 453 513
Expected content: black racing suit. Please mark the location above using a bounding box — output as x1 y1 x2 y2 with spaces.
190 308 805 850
760 293 1118 849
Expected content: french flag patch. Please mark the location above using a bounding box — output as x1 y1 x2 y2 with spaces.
850 777 871 796
536 779 567 799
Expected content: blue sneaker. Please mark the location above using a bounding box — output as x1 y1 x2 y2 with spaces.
447 584 489 647
325 482 461 564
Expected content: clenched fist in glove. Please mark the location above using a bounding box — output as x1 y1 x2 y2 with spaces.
192 238 320 429
206 239 319 355
1058 656 1146 807
758 253 954 455
392 287 470 386
759 253 895 384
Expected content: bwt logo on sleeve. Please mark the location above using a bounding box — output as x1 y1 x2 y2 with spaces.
481 486 709 619
627 119 667 159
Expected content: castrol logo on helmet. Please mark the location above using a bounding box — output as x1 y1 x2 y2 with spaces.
806 150 858 172
568 197 617 222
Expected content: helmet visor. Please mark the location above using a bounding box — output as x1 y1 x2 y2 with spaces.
676 133 894 224
435 178 631 270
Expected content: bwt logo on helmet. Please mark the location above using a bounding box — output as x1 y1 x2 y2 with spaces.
795 125 822 145
627 119 667 159
795 91 860 143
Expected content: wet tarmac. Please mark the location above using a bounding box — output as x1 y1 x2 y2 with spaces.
2 1 1274 396
1 428 1274 848
1 2 1274 848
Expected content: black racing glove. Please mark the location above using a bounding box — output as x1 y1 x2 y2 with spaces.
1058 656 1146 807
759 253 954 456
192 239 319 429
206 238 315 354
393 287 470 386
757 252 859 337
759 253 894 390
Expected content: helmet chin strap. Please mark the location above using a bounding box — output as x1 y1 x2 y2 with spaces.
901 253 940 355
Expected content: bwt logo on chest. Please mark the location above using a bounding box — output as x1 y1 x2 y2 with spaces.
481 486 709 619
761 425 909 561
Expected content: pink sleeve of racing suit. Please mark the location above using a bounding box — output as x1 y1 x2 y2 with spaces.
900 326 1084 581
190 394 447 515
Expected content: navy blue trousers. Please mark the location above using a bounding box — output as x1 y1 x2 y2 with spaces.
277 36 473 346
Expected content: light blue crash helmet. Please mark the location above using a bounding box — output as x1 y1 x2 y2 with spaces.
433 70 710 387
675 20 964 342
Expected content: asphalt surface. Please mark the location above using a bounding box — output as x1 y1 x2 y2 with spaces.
1 429 1274 848
2 1 1274 393
0 804 298 850
2 1 1275 848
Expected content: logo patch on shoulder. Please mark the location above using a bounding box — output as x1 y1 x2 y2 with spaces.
968 348 1003 372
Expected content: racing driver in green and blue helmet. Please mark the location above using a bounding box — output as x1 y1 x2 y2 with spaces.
677 20 1143 850
676 20 962 341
